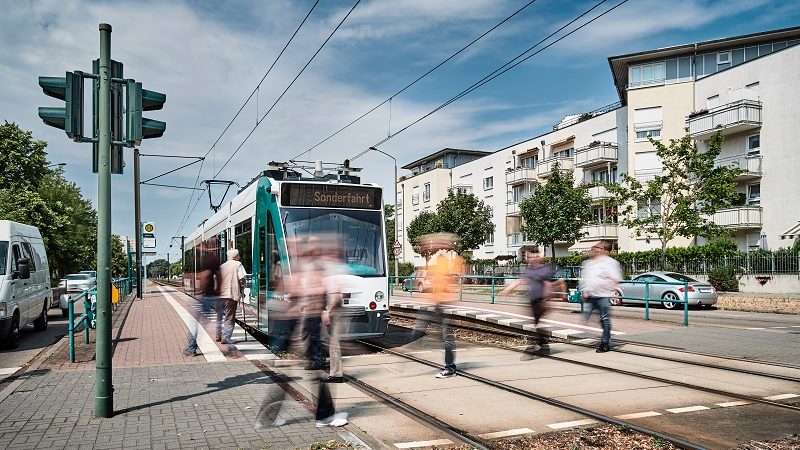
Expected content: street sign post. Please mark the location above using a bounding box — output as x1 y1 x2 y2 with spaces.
142 221 156 249
393 241 402 256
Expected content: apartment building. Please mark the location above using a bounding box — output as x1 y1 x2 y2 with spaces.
396 148 489 266
609 26 800 251
396 26 800 265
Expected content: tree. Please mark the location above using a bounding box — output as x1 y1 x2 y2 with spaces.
384 204 396 261
406 210 440 259
169 261 182 277
0 121 49 190
608 129 742 264
148 259 170 278
111 235 127 278
520 162 592 259
435 190 494 254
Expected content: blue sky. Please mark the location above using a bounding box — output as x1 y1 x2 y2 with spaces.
1 0 799 261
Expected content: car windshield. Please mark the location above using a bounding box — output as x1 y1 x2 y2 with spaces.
80 271 96 277
0 241 7 276
282 208 386 277
65 274 90 280
665 273 698 283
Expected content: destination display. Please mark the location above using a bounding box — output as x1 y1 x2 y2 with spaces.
280 183 382 210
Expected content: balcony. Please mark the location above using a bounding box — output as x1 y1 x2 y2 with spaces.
506 201 520 216
711 206 762 229
687 100 762 139
586 184 614 202
714 154 763 180
574 143 618 168
581 223 619 240
537 156 574 178
506 233 535 247
633 168 661 184
505 167 538 185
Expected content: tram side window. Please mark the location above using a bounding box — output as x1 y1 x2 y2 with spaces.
266 213 281 291
235 219 252 272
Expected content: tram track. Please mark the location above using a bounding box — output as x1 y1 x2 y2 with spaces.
390 307 800 383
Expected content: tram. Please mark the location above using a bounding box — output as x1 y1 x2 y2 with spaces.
182 162 390 338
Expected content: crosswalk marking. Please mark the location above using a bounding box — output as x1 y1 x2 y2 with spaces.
716 401 751 407
666 405 710 413
615 411 661 419
394 439 453 449
763 393 799 400
479 428 534 439
547 419 597 429
158 287 225 362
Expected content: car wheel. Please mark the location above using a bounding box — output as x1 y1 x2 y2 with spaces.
4 314 20 349
662 292 680 310
609 291 623 306
33 301 48 331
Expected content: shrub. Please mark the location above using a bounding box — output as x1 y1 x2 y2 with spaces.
708 265 738 292
389 261 415 278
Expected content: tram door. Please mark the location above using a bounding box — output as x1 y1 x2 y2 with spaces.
257 223 268 331
257 211 281 332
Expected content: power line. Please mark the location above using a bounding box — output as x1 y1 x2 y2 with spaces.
171 1 321 239
213 0 363 180
351 0 627 161
288 0 542 163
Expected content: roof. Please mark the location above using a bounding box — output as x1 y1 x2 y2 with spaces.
401 148 490 170
608 25 800 104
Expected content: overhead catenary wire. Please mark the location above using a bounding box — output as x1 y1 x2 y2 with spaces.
288 0 541 163
213 0 363 180
351 0 626 162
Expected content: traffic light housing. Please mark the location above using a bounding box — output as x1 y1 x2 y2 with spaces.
92 60 124 174
126 81 166 145
38 71 83 140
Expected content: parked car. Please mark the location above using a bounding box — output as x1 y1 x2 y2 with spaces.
617 271 717 309
80 270 97 280
402 270 434 292
0 220 53 349
59 274 96 293
551 265 582 291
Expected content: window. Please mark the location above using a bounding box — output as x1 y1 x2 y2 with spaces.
717 51 731 65
635 129 661 140
423 183 431 202
745 46 758 61
396 191 403 208
758 43 772 56
512 184 526 203
520 155 537 168
591 167 617 184
553 147 574 159
707 95 720 109
483 176 493 190
747 134 760 155
732 48 745 65
234 219 252 271
412 186 419 205
747 184 761 205
628 62 665 86
21 243 36 270
485 233 494 245
637 198 661 219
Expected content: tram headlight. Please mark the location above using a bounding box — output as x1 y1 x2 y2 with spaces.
375 291 385 302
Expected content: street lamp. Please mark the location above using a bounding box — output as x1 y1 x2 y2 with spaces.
368 146 399 286
46 162 67 169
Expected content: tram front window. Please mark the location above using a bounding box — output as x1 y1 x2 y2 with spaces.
282 208 386 276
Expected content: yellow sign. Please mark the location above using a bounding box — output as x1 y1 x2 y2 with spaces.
144 223 154 233
112 285 119 304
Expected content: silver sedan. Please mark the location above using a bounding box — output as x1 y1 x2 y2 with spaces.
58 273 96 293
617 271 718 309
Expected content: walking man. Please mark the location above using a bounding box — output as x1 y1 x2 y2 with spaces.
500 246 565 358
580 241 622 353
218 248 247 353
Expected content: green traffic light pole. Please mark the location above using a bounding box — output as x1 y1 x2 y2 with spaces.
95 23 114 418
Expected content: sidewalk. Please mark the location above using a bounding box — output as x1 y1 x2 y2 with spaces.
0 285 354 449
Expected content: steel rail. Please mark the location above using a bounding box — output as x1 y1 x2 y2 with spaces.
391 306 800 382
344 375 490 450
356 339 708 450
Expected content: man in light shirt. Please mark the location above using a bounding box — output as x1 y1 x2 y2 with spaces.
218 248 247 353
580 241 622 353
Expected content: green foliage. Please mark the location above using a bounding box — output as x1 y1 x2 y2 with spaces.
384 204 396 261
793 239 800 253
169 261 182 277
608 129 742 264
406 210 440 256
0 123 98 279
708 265 739 292
435 190 494 254
147 258 170 278
111 235 127 278
520 161 591 258
389 261 415 277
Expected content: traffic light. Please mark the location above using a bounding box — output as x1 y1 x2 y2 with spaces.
92 60 124 174
38 71 83 140
125 81 166 145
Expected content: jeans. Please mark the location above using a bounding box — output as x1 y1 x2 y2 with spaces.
584 296 612 345
303 316 324 367
187 295 216 353
216 298 237 346
434 306 456 372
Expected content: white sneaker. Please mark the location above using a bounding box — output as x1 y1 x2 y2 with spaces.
316 412 348 427
435 369 456 379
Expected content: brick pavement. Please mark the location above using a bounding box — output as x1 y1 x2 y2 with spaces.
0 285 350 449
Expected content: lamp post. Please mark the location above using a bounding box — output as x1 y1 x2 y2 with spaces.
45 162 67 169
368 146 399 286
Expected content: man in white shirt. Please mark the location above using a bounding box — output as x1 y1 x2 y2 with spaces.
218 248 247 352
580 241 622 353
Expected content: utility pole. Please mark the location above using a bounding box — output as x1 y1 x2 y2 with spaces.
95 22 113 419
134 147 142 298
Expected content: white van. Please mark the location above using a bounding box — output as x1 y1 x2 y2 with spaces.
0 221 53 348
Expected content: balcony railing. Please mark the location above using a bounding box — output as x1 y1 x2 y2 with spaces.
633 168 661 184
506 201 520 216
581 223 619 240
714 154 763 180
711 206 762 229
505 167 538 185
587 184 613 201
537 156 574 177
687 99 762 139
506 233 533 247
574 142 618 168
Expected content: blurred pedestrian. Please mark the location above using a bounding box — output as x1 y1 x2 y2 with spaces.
218 248 247 353
500 246 565 358
185 245 219 357
320 242 348 383
580 241 622 353
420 233 465 379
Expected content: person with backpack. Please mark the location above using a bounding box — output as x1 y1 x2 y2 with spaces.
500 246 565 358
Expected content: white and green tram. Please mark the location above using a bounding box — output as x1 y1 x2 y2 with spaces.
182 166 390 338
